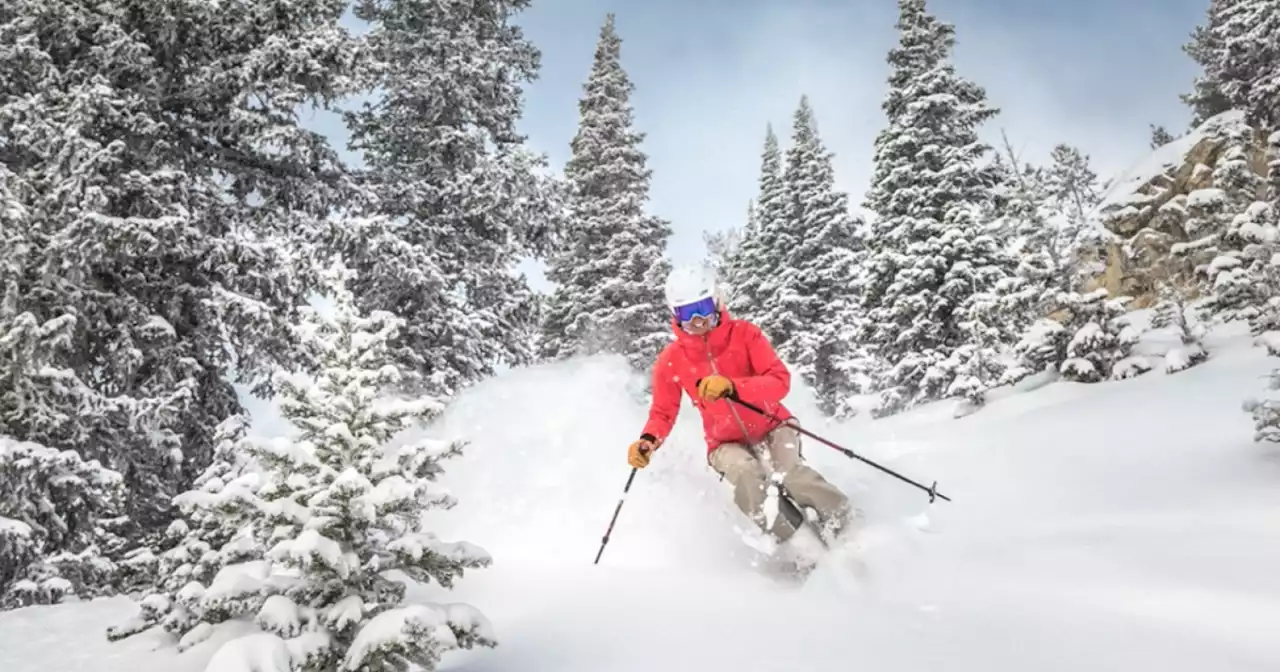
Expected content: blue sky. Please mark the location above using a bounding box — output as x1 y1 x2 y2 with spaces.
303 0 1210 289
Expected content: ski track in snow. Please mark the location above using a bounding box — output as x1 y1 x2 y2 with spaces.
4 323 1280 671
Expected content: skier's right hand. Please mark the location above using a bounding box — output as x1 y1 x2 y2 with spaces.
628 436 656 469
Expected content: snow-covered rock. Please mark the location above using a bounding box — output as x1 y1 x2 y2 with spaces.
1091 109 1270 306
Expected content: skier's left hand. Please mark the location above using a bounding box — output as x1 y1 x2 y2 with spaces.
696 375 734 401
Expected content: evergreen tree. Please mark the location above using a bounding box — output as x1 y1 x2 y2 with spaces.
858 0 1013 416
103 413 258 621
540 14 673 372
108 258 494 672
703 222 743 280
1150 124 1177 149
0 0 361 539
1175 123 1270 324
1234 132 1280 442
758 96 871 415
1045 145 1103 224
342 0 561 400
726 125 787 323
1150 271 1210 373
1182 0 1280 129
0 433 124 608
1182 0 1236 127
0 275 131 606
1034 143 1106 298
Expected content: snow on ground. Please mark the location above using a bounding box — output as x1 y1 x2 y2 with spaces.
4 321 1280 672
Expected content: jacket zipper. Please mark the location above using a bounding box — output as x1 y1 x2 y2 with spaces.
705 334 759 450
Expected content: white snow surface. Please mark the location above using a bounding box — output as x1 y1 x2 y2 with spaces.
4 322 1280 671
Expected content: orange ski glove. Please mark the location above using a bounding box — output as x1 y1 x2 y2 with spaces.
696 375 735 402
628 436 657 469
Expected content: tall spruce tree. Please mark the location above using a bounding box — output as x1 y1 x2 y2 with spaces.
726 126 787 323
756 96 870 415
539 13 673 371
342 0 560 400
0 0 360 551
1182 0 1280 129
858 0 1012 416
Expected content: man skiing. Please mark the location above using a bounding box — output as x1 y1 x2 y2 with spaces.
627 263 856 546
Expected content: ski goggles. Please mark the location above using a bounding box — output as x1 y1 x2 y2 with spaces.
672 295 718 324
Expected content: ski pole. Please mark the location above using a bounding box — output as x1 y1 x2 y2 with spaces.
729 397 952 504
593 446 650 565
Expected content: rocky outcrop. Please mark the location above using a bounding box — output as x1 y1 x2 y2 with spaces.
1089 110 1271 306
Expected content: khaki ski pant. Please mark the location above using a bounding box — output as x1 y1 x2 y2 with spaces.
709 423 855 542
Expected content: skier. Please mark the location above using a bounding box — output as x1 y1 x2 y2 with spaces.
626 263 856 546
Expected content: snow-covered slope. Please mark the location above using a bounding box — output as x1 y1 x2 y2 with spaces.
4 323 1280 672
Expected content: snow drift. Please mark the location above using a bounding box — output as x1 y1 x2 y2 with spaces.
3 325 1280 672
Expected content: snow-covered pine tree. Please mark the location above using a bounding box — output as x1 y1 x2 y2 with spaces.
1175 123 1269 325
991 155 1062 385
99 413 261 630
757 96 872 416
1150 270 1210 373
1182 0 1280 129
1056 289 1149 382
0 280 129 606
726 125 788 324
1232 126 1280 441
0 436 125 609
539 13 673 372
1240 239 1280 443
945 289 1014 417
1150 124 1178 149
858 0 1014 416
1036 143 1107 298
1182 0 1236 128
342 0 561 401
0 0 362 543
704 222 743 282
108 257 493 672
1045 145 1104 227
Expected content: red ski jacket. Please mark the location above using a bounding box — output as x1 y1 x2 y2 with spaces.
641 308 794 455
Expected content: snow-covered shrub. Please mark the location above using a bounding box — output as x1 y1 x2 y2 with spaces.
107 258 494 671
0 436 125 609
0 307 127 608
944 284 1021 416
103 413 263 636
1149 273 1209 374
1243 333 1280 443
1007 317 1068 381
1009 288 1151 383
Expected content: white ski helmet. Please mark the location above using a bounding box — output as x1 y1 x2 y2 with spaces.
664 263 722 316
